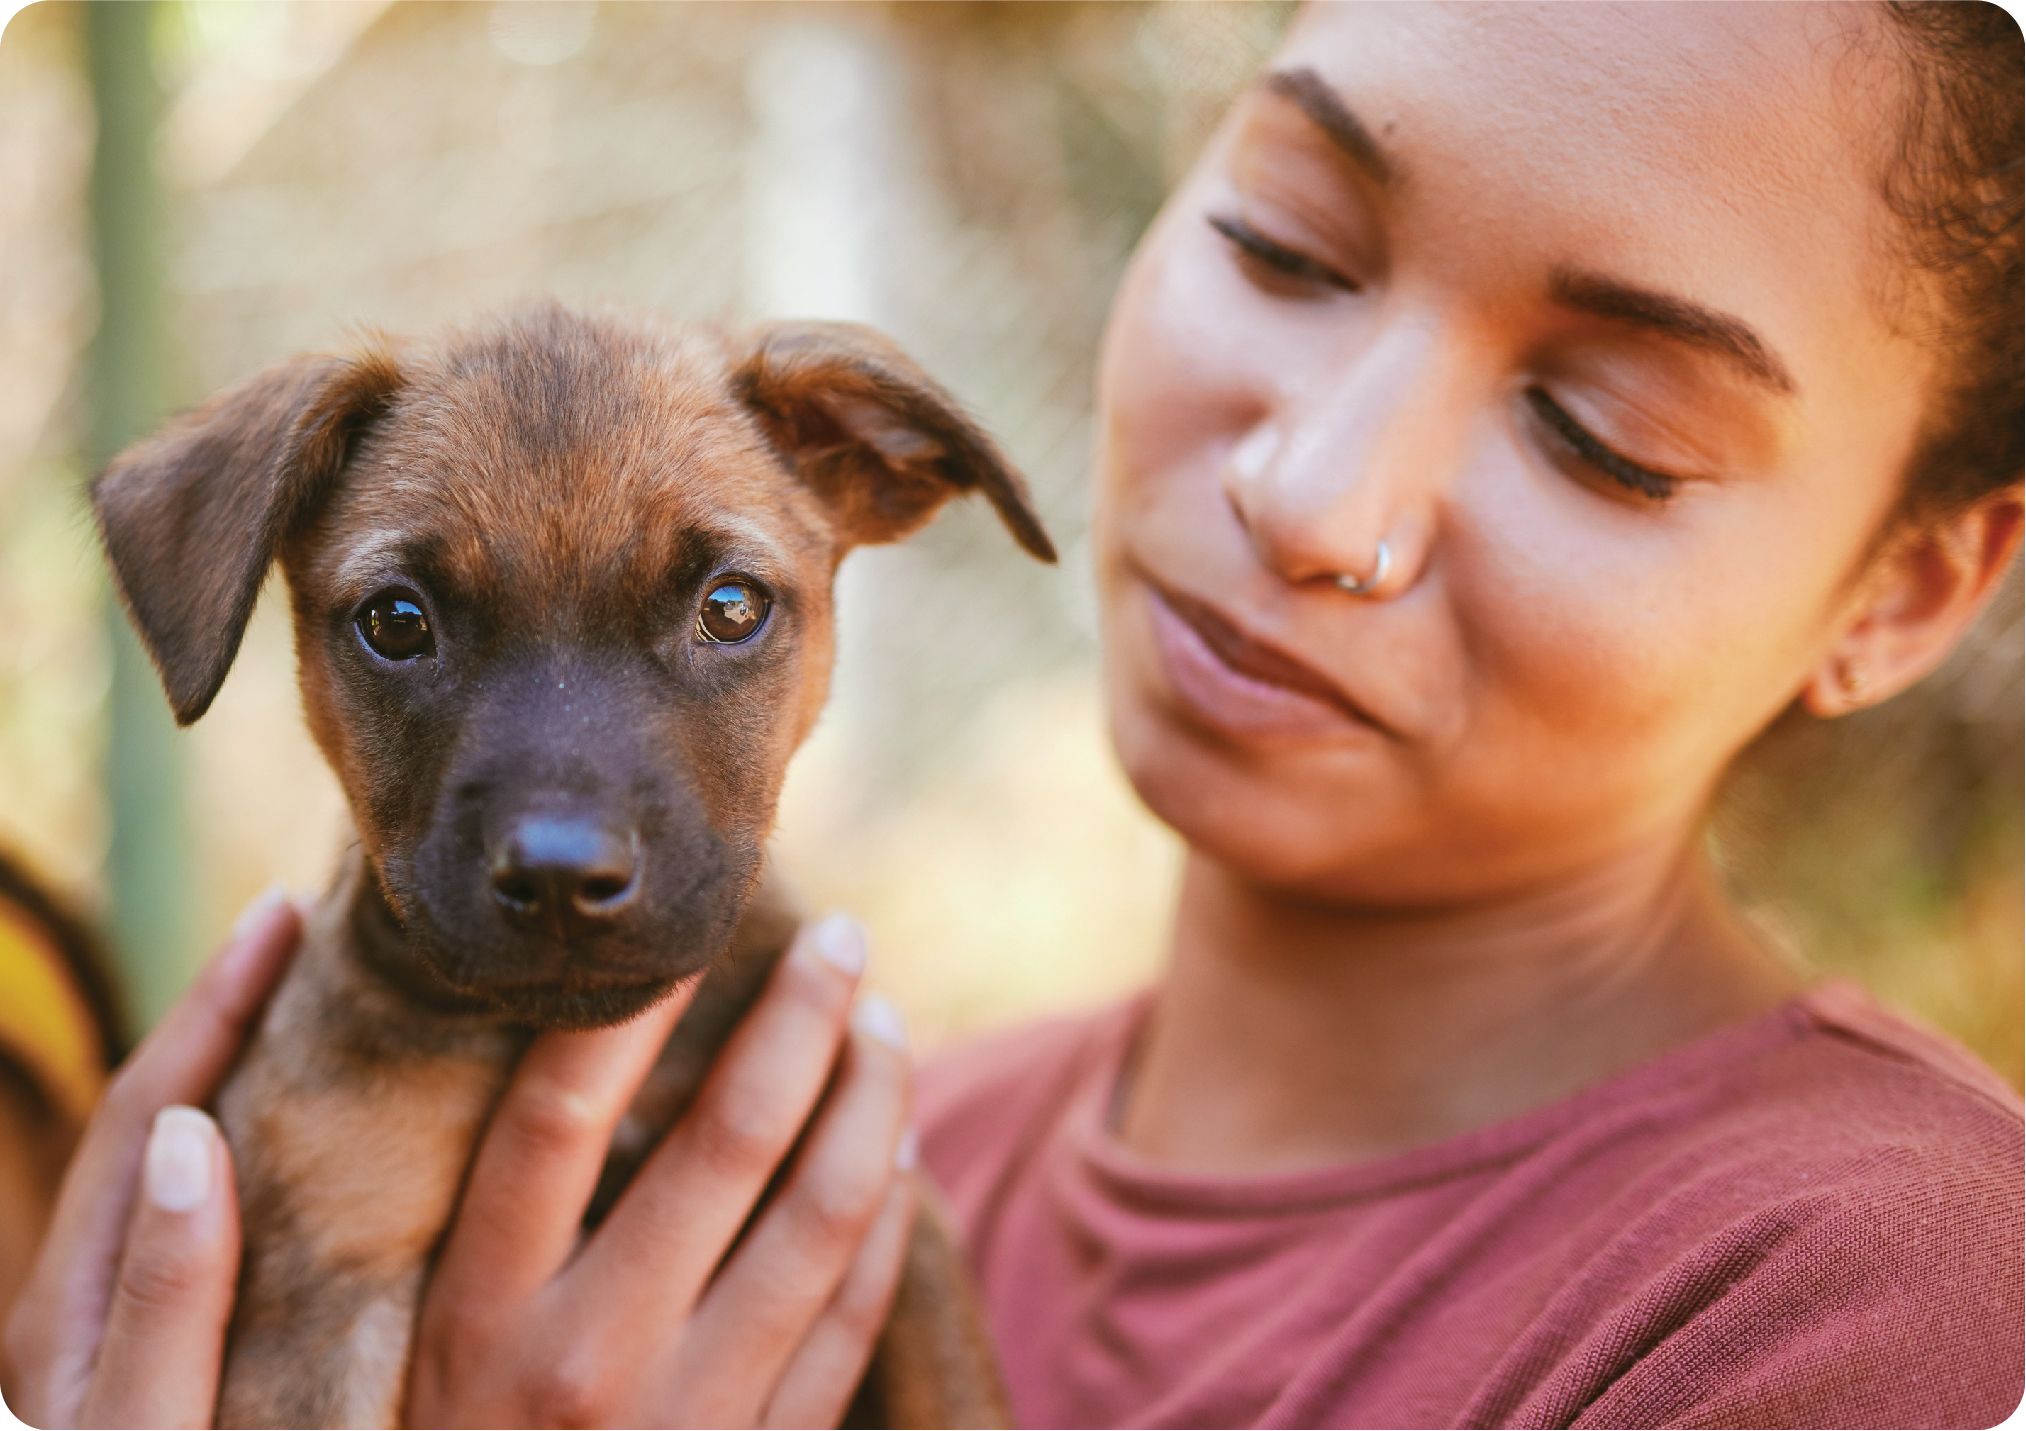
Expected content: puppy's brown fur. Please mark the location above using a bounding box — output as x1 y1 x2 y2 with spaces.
93 304 1052 1427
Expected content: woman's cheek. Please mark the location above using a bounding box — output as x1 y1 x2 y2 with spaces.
1099 221 1254 505
1099 187 1354 506
1449 498 1793 840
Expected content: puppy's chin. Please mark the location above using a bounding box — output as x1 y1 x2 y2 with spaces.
396 925 717 1029
471 970 698 1031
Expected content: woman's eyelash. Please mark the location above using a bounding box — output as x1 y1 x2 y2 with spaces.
1523 388 1683 502
1207 214 1357 293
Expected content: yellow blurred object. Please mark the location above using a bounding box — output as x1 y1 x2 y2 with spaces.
0 900 107 1126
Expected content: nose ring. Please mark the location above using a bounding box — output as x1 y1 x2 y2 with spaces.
1333 540 1392 597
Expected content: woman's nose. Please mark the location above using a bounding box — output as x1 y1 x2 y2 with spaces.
1220 324 1463 598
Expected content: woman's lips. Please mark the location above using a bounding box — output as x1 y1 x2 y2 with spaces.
1142 577 1384 742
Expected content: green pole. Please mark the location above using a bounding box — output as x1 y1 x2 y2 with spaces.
82 0 193 1029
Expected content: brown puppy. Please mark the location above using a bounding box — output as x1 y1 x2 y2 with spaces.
91 303 1054 1428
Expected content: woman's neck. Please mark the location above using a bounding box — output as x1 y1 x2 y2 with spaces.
1114 836 1804 1173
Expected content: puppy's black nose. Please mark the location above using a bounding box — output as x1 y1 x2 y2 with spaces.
488 814 640 934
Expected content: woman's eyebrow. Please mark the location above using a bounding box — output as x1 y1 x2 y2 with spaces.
1548 267 1800 398
1260 67 1398 189
1258 65 1799 401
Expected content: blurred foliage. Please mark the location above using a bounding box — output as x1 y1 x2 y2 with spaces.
0 0 2016 1082
83 0 195 1025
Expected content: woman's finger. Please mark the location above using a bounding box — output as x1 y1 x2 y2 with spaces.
424 982 696 1315
560 915 868 1337
74 1108 241 1430
672 1000 912 1418
760 1170 917 1430
4 890 299 1428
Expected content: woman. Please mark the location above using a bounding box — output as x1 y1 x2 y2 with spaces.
5 3 2020 1426
915 4 2024 1426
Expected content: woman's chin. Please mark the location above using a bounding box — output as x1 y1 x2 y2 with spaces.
1104 675 1394 898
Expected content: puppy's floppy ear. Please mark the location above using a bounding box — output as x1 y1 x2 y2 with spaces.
732 321 1056 563
91 344 405 725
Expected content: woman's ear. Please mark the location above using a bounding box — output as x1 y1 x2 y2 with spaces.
1801 484 2025 717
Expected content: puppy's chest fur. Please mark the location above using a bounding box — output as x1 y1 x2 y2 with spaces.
214 855 513 1428
210 851 797 1428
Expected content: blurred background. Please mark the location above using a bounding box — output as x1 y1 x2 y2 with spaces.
0 0 2017 1080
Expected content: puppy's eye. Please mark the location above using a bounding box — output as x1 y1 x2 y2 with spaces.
697 579 769 645
357 590 435 661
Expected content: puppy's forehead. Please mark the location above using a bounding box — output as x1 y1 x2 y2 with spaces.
329 312 830 604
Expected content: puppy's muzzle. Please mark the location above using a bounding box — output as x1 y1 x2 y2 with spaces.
487 810 642 941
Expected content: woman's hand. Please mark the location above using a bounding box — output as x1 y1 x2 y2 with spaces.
2 890 302 1429
407 913 917 1429
2 901 912 1429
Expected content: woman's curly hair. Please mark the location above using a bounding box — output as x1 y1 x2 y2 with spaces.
1878 1 2023 526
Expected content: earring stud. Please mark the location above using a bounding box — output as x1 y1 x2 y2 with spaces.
1836 656 1869 701
1334 540 1391 597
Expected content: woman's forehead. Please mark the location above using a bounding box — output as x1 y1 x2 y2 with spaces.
1271 4 1895 245
1280 3 1890 127
1259 2 1924 409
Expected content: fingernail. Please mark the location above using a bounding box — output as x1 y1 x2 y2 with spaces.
230 883 289 942
895 1128 919 1171
852 992 907 1049
804 913 867 977
144 1106 216 1213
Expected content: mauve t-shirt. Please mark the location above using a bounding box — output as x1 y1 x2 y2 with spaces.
917 980 2024 1429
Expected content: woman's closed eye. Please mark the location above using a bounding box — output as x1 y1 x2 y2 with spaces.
1208 213 1358 294
1523 388 1688 503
